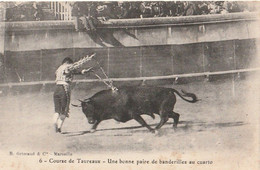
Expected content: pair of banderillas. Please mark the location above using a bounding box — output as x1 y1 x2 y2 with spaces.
87 57 118 91
73 53 117 91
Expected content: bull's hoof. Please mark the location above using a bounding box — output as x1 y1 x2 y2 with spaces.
56 128 61 133
173 126 177 132
150 129 156 133
90 129 96 133
154 130 159 135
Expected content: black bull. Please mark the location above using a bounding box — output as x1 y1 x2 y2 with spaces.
73 86 198 133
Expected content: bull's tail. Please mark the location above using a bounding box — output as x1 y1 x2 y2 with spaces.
172 89 198 103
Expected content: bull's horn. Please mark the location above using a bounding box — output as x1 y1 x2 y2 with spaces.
78 99 90 103
71 103 81 107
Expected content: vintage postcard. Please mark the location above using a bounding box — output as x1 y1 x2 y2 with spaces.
0 1 259 170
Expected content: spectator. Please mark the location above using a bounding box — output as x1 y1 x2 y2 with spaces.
208 2 220 14
75 2 99 32
87 2 99 31
184 2 198 16
197 2 210 15
113 2 125 19
120 2 131 19
71 2 81 31
32 2 44 21
140 2 153 18
127 2 142 18
228 2 242 13
5 2 49 21
97 2 118 20
153 2 167 17
78 2 91 31
176 2 185 16
164 1 175 16
151 2 160 17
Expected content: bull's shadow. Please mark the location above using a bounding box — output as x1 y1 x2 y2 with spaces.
62 121 247 137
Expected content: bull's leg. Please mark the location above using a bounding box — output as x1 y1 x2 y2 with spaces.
132 114 155 133
155 112 169 130
155 98 174 130
90 120 101 133
169 111 180 129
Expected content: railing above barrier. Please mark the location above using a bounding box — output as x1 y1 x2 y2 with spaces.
50 2 72 20
101 12 259 28
2 12 259 31
1 67 259 88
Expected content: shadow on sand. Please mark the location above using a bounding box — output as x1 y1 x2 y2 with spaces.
62 121 247 137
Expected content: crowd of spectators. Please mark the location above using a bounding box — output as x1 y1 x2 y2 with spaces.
72 1 257 21
71 1 257 31
4 1 257 22
5 2 55 21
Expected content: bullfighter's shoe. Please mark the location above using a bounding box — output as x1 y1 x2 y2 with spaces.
54 123 59 133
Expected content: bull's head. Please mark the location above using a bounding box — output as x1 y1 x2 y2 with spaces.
79 99 96 124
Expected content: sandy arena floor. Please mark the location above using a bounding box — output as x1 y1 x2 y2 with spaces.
0 75 259 170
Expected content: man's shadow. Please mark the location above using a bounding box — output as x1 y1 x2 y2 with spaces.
86 28 138 47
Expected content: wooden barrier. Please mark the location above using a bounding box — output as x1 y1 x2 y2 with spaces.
3 39 258 83
1 12 259 89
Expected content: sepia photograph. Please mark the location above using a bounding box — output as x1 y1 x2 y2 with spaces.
0 1 259 169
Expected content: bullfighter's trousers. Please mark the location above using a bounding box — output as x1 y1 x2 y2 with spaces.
53 84 71 131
